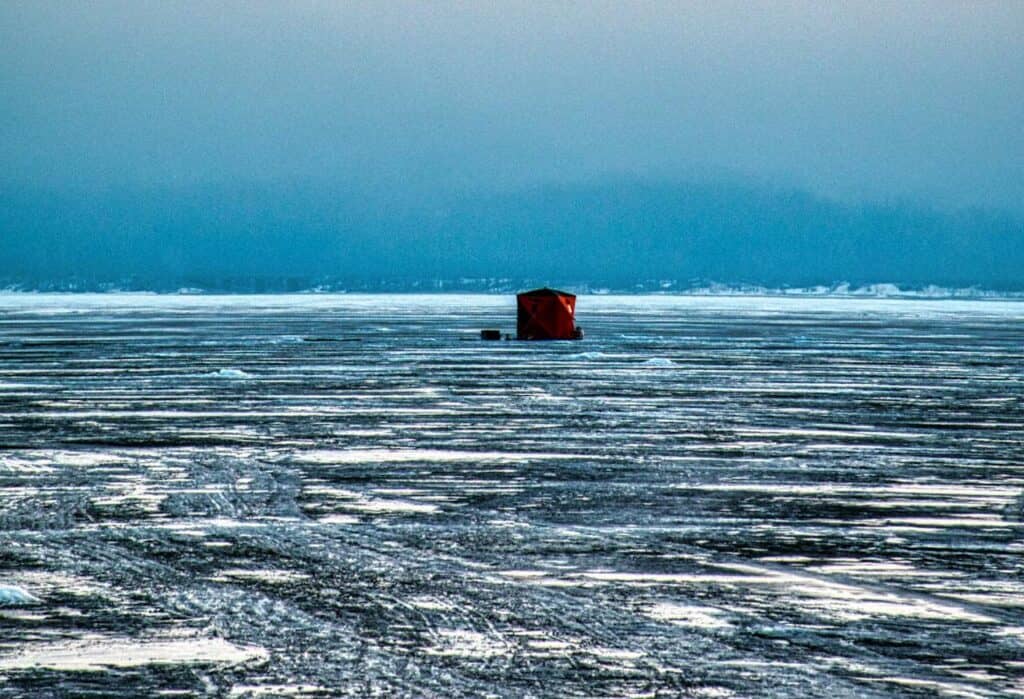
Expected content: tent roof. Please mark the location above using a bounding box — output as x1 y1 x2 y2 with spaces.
518 287 575 299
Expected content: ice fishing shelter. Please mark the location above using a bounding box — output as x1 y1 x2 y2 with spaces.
516 288 579 340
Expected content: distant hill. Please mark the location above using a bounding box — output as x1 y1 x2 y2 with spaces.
2 179 1022 291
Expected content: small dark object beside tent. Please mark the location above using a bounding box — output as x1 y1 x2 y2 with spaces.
517 288 581 340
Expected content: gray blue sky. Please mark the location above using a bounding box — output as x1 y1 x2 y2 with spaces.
2 1 1022 210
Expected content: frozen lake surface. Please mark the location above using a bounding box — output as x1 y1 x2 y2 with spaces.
1 293 1022 697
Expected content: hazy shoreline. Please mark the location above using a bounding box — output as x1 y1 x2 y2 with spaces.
2 283 1024 301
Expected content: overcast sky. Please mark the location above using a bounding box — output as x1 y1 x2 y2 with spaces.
2 1 1022 210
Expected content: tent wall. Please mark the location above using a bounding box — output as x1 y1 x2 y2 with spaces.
516 288 577 340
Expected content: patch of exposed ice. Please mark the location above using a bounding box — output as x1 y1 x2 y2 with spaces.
0 585 40 606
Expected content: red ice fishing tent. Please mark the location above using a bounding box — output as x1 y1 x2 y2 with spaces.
516 288 579 340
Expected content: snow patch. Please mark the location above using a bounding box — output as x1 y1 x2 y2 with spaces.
645 602 731 629
0 585 40 606
0 636 267 671
206 368 253 379
428 629 509 658
211 569 311 584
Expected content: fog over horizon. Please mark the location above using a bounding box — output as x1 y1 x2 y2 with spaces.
2 2 1023 289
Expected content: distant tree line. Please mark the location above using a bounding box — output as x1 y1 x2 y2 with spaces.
2 179 1021 291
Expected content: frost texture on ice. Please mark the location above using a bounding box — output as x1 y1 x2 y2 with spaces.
1 294 1023 697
